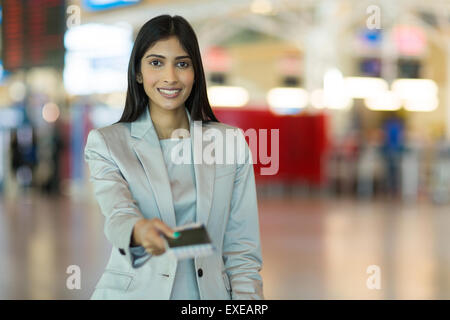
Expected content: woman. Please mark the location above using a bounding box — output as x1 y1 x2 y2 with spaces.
84 15 263 300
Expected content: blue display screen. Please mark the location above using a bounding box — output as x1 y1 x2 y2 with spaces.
82 0 141 11
359 58 382 77
364 29 382 44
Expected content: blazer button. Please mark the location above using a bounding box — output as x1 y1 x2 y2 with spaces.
197 268 203 277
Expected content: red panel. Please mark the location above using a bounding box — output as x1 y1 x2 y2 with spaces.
213 108 329 186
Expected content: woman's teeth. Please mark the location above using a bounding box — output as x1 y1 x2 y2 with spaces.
158 89 181 97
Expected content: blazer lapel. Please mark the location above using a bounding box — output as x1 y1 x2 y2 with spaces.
191 119 215 226
131 108 176 228
131 107 215 228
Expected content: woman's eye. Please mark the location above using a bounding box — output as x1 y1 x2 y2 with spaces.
150 60 162 67
178 61 189 68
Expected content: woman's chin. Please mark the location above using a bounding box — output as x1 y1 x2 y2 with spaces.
153 101 186 111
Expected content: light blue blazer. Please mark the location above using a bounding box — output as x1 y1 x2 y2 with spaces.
84 107 264 300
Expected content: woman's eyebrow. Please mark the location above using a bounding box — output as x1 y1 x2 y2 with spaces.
144 54 191 60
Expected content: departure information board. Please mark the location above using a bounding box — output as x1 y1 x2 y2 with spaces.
1 0 66 71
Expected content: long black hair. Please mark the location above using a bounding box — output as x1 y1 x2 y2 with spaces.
117 15 219 124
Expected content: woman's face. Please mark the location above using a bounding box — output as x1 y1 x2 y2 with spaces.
138 36 195 112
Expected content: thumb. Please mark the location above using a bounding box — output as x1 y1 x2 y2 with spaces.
153 220 179 239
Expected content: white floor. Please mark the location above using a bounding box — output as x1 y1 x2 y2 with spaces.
0 190 449 299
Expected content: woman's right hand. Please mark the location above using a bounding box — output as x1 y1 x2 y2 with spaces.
131 218 178 256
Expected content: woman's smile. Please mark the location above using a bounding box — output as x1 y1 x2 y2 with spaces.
158 88 182 98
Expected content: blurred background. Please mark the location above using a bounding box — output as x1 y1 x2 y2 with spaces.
0 0 449 299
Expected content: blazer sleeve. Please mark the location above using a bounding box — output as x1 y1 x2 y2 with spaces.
222 129 264 300
84 128 146 268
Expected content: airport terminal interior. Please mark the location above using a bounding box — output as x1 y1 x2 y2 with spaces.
0 0 449 299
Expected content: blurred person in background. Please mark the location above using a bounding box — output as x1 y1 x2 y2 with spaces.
84 15 263 300
357 129 384 199
380 112 405 198
42 119 65 195
10 126 38 191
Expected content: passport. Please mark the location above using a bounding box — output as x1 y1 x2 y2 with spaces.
164 223 215 260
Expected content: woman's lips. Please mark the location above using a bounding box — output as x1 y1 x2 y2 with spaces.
158 88 182 98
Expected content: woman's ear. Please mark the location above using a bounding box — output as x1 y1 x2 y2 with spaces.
136 73 143 83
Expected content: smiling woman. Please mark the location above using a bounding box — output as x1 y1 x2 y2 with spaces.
136 36 195 138
118 15 218 125
84 14 264 300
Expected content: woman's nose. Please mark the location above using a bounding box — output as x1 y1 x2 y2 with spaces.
163 65 178 83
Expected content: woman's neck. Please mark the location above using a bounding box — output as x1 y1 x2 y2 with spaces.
149 105 190 140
